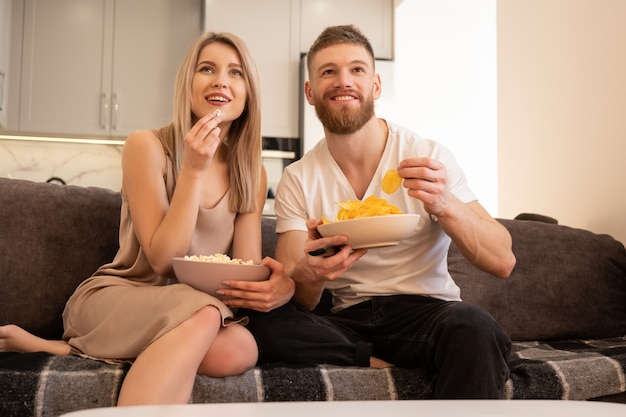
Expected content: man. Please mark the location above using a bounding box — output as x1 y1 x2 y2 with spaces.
272 24 516 399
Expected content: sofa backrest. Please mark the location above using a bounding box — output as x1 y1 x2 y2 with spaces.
1 178 625 343
0 178 121 339
0 178 280 339
450 218 626 341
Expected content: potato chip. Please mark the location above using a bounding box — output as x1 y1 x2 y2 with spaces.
329 195 403 222
382 169 402 194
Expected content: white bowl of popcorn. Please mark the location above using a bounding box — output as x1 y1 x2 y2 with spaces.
172 254 270 299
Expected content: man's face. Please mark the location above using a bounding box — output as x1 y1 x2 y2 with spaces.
306 43 381 134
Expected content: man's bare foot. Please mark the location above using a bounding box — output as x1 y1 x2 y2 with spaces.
370 356 394 368
0 324 70 355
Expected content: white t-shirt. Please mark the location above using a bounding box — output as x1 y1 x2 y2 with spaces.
275 121 477 311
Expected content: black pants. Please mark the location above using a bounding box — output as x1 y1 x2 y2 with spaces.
241 301 373 367
242 294 511 399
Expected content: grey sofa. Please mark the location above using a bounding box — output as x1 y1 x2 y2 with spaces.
1 177 625 416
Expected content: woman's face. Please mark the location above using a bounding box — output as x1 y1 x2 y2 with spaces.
191 41 247 123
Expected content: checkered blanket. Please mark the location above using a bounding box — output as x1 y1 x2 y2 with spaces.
1 337 625 416
505 338 626 400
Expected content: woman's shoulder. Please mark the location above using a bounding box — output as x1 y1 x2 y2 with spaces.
122 129 165 156
121 129 168 171
124 129 161 146
120 129 171 196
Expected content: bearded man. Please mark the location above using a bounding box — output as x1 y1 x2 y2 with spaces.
228 24 515 399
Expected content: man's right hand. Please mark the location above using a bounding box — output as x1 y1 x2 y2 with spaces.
302 218 367 282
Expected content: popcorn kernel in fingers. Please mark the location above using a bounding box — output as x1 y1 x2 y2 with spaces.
382 169 402 194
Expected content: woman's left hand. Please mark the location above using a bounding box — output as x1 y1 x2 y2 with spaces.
218 257 295 312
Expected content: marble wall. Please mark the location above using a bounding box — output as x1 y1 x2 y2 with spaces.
0 138 123 190
1 136 281 216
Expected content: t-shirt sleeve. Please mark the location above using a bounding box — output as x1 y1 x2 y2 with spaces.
436 144 477 204
274 166 309 234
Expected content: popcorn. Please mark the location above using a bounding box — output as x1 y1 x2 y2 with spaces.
183 253 253 265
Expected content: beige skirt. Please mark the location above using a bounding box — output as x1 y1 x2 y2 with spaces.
62 276 245 364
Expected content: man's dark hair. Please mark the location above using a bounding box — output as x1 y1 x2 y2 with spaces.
307 25 375 73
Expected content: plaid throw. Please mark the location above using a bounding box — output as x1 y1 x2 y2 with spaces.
505 338 626 400
1 337 625 416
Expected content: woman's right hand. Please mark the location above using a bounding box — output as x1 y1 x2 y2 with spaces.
219 257 296 312
183 111 223 173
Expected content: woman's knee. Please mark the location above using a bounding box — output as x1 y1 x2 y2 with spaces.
178 306 222 339
186 305 222 325
198 323 258 377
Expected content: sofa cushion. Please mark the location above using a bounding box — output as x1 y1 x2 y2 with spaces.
2 336 626 415
0 178 121 339
449 218 626 341
261 216 278 259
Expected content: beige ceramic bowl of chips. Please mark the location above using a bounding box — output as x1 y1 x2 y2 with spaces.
317 214 421 249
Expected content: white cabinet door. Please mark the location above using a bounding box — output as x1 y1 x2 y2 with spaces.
18 0 201 137
0 0 12 128
300 0 394 59
110 0 201 135
19 0 114 136
205 0 301 138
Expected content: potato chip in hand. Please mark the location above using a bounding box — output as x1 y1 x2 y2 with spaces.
382 169 402 194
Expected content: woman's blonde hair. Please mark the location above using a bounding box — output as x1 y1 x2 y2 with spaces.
157 32 263 213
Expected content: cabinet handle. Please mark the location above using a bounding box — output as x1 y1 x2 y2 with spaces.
0 72 4 111
101 93 109 129
112 93 119 130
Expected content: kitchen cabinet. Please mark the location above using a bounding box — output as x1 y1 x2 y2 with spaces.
17 0 201 137
204 0 301 139
204 0 394 139
0 0 10 128
300 0 394 59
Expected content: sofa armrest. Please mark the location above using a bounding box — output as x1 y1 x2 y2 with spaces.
449 218 626 340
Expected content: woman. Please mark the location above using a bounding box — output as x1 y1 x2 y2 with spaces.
0 31 293 405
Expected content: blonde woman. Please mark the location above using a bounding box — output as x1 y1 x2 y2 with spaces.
0 32 295 405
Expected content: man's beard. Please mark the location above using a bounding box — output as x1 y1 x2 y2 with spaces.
314 91 375 135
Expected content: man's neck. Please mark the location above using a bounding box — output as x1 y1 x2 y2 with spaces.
325 117 389 199
325 117 387 162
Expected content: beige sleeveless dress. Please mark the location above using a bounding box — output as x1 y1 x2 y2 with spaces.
62 151 243 363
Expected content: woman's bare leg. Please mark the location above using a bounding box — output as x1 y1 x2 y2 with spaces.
197 321 258 376
0 324 70 355
117 306 257 406
370 357 394 368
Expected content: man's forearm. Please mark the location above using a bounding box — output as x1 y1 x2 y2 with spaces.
438 201 516 278
291 262 327 310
